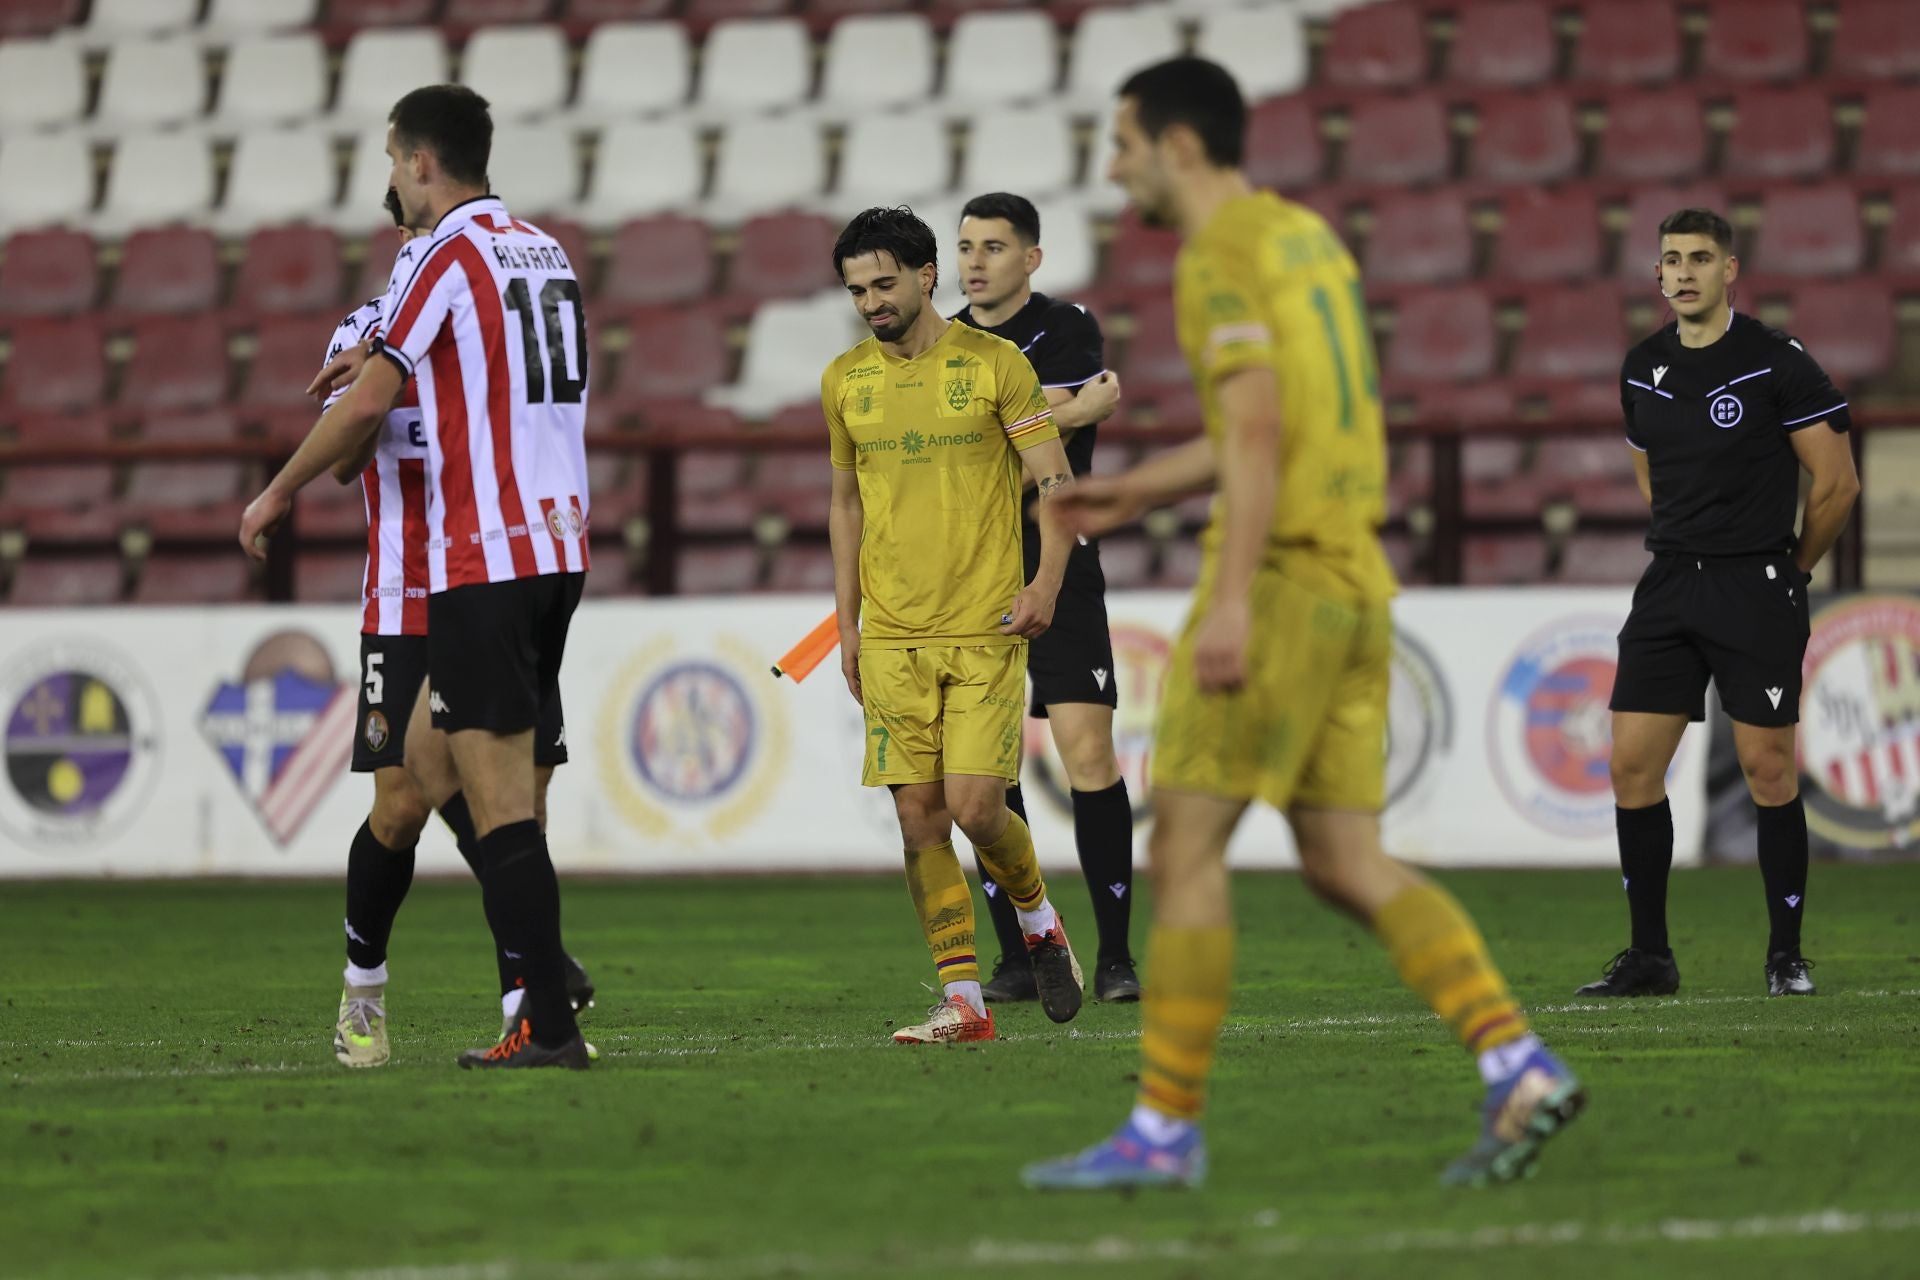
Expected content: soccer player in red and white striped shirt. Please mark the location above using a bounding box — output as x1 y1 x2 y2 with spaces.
243 85 593 1070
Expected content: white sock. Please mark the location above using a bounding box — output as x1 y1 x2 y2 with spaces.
502 988 525 1019
944 979 985 1017
1477 1033 1543 1085
344 961 387 989
1015 898 1059 938
1129 1103 1195 1146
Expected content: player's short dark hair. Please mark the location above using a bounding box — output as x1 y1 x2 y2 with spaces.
383 186 404 227
388 84 491 188
1658 207 1734 252
959 193 1041 246
833 206 939 288
1117 56 1245 168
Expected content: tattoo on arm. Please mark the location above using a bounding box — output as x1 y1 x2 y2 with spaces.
1037 472 1073 500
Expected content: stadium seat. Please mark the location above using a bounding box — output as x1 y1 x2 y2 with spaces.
1831 0 1920 81
240 315 340 413
0 1 82 40
134 555 254 605
0 37 85 132
233 226 344 317
294 552 369 606
581 121 702 225
1752 185 1864 277
290 477 369 537
767 545 837 593
0 132 92 235
1323 1 1426 92
334 30 451 128
0 457 114 514
1399 381 1519 432
1557 534 1652 585
709 117 827 223
1118 298 1185 390
1788 282 1894 381
77 0 198 45
92 38 205 136
1446 0 1554 88
834 113 948 213
564 0 679 23
1490 190 1603 284
601 216 714 308
96 133 215 236
1384 287 1497 383
445 0 558 26
121 315 231 412
1244 96 1322 191
1856 86 1920 179
959 108 1076 199
817 15 935 118
1064 7 1181 110
1104 210 1181 295
677 546 761 595
575 22 691 121
124 462 247 516
1342 96 1449 187
10 411 111 452
684 0 797 36
696 19 812 121
1195 5 1308 101
0 229 97 318
203 0 321 38
209 34 327 134
1595 89 1707 184
325 0 439 30
489 125 581 216
136 407 244 445
724 214 837 305
1723 90 1833 181
1 318 107 412
1463 536 1544 586
353 226 404 303
1887 186 1920 278
337 130 398 231
1030 202 1097 297
1701 0 1807 84
462 26 570 121
216 128 336 235
1513 285 1626 380
1470 92 1580 186
713 291 862 417
612 306 730 403
1571 0 1681 85
1365 190 1472 287
8 556 123 607
941 11 1058 110
1616 184 1728 280
109 227 221 317
1545 378 1626 426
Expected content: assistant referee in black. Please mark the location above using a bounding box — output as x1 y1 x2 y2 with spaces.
1582 207 1859 1000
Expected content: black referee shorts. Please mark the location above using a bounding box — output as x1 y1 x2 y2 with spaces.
1610 553 1811 728
1027 539 1117 716
426 572 583 754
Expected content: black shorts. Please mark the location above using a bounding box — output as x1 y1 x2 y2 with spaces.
1610 552 1810 728
426 572 584 749
354 631 570 770
1026 539 1116 717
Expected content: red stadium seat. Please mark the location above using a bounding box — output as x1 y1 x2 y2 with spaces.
1701 0 1808 84
1464 536 1544 586
134 554 254 605
1490 190 1602 284
352 225 404 306
1830 0 1920 81
0 463 112 511
293 479 370 538
8 556 123 606
1723 90 1833 181
1118 298 1186 390
1887 186 1920 278
233 226 344 317
1385 288 1497 383
12 410 112 448
1513 285 1626 380
444 0 556 24
1545 379 1629 426
677 546 761 594
1470 92 1580 186
1343 95 1449 187
2 317 106 412
0 229 97 319
1365 190 1472 287
1788 282 1894 381
682 0 795 36
1104 211 1182 295
239 315 339 414
0 0 80 38
562 0 677 23
1557 534 1651 585
1571 0 1681 85
1617 184 1729 280
1752 185 1864 277
1856 86 1920 180
121 315 232 412
611 306 729 403
926 0 1029 29
109 228 222 318
767 544 837 592
136 407 244 444
1324 2 1426 92
1596 89 1707 184
803 0 911 34
603 216 714 308
1245 96 1322 192
1447 0 1554 88
536 218 594 295
1401 380 1519 427
324 0 439 30
724 214 838 305
124 463 249 525
294 552 369 605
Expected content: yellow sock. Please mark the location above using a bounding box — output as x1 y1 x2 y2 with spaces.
1136 925 1234 1121
975 810 1046 911
1375 882 1530 1054
903 841 978 986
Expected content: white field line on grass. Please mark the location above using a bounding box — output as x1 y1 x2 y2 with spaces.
191 1208 1920 1280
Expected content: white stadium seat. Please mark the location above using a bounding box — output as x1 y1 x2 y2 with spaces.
1030 202 1098 298
833 112 949 215
334 29 451 129
1078 101 1131 216
0 131 93 234
696 19 812 121
202 0 322 39
576 23 691 122
461 26 570 122
96 132 215 235
93 37 207 135
581 120 703 226
335 129 394 230
0 38 86 133
1196 5 1309 101
711 291 864 418
708 117 825 224
210 33 328 133
488 124 580 216
76 0 199 47
215 127 335 234
816 14 935 119
1064 8 1181 112
959 107 1076 199
942 11 1059 112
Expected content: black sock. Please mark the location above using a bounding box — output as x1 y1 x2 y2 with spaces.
1616 800 1673 954
977 785 1033 968
477 819 577 1046
344 818 416 973
1755 796 1809 956
1072 779 1134 964
441 792 518 997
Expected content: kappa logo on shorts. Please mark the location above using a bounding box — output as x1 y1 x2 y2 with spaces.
1797 596 1920 850
363 709 390 752
200 631 354 846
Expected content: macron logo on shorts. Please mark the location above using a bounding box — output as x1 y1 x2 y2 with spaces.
1766 687 1784 710
1093 668 1109 691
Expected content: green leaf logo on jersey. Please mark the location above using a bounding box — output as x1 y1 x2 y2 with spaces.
900 429 926 454
942 356 976 411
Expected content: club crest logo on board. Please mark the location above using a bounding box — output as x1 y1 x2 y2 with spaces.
0 640 160 850
1798 596 1920 849
1023 621 1169 824
1488 617 1625 837
1386 625 1454 814
200 630 355 846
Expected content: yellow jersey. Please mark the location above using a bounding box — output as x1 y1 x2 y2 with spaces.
824 320 1058 648
1176 191 1397 602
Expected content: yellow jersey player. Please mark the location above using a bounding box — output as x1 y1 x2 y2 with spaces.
1026 59 1584 1190
824 207 1086 1044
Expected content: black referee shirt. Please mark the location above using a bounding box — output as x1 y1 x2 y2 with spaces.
1620 311 1850 557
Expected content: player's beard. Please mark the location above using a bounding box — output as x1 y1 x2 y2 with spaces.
867 298 917 343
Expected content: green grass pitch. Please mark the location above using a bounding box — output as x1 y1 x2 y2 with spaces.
6 863 1919 1279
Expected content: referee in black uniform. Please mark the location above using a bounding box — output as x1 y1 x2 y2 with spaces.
950 193 1140 1003
1584 207 1859 999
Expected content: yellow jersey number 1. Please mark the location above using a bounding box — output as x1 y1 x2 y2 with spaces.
1308 280 1379 433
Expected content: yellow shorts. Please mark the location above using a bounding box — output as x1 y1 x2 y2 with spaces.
859 643 1026 786
1152 564 1390 813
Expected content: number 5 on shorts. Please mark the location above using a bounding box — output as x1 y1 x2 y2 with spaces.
869 726 889 772
364 651 384 705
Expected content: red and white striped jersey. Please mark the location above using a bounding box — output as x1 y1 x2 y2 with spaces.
376 197 591 592
322 297 429 637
